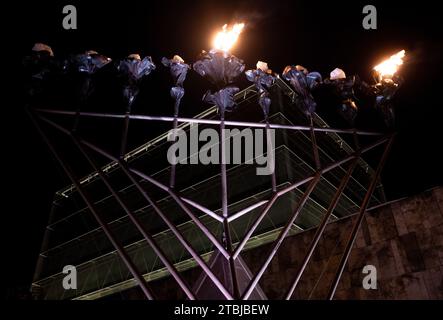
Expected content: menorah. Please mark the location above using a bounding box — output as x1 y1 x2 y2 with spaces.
27 25 402 300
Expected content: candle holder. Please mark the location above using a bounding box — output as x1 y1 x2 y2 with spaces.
117 54 156 157
282 65 323 169
245 61 277 191
372 50 405 128
324 68 360 125
64 50 112 102
162 55 190 188
245 61 276 118
117 54 156 108
373 76 402 128
194 49 245 115
23 43 58 102
64 50 111 131
282 65 322 117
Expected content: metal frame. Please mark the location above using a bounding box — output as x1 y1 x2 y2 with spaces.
29 89 393 300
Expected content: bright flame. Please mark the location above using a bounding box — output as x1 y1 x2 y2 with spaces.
213 23 245 52
374 50 406 78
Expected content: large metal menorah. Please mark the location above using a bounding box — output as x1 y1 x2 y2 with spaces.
27 47 396 300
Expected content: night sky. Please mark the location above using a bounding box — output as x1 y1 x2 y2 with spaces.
4 0 442 298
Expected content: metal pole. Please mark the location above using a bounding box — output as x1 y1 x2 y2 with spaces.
285 157 359 300
168 191 230 259
119 105 131 158
169 99 180 189
35 109 385 136
353 131 360 150
220 112 240 299
27 108 155 300
242 174 321 300
70 133 196 300
264 116 277 193
310 116 321 170
227 200 268 223
326 134 395 299
72 109 81 133
232 193 279 259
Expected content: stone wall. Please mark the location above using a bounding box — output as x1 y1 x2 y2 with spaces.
149 186 443 299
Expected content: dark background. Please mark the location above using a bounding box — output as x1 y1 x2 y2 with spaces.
3 0 442 298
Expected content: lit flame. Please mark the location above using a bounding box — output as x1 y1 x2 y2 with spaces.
213 23 245 52
374 50 406 78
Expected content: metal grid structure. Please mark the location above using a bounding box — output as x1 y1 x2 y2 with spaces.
29 78 393 300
